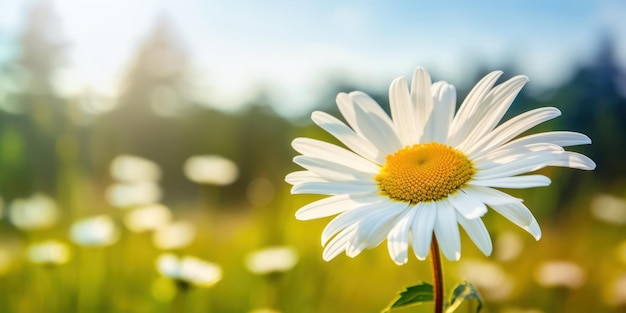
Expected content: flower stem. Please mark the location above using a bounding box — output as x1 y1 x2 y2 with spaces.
430 235 444 313
170 281 190 313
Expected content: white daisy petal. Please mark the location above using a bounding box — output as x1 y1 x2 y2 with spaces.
336 93 402 161
456 213 492 256
551 151 596 170
469 175 551 189
323 224 358 261
285 171 325 185
473 151 557 180
410 68 433 143
291 181 376 196
411 202 436 260
433 201 461 261
387 208 417 265
292 138 380 174
293 156 375 182
424 82 456 143
311 111 379 162
474 143 563 169
349 91 395 128
489 202 534 228
389 76 420 145
457 75 529 151
351 91 402 142
460 185 522 205
346 237 369 258
487 131 592 154
357 201 409 249
295 192 381 220
448 71 503 146
447 191 488 219
523 217 542 240
321 200 388 245
464 107 562 156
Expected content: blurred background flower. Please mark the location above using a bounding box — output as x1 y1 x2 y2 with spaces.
245 246 298 275
183 155 239 186
152 220 196 250
69 215 119 247
534 260 586 289
26 239 71 265
106 181 163 208
155 253 223 288
109 154 161 183
8 193 59 232
123 203 172 233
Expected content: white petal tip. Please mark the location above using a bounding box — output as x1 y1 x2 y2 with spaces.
392 257 408 266
441 250 461 261
335 92 350 103
294 211 307 221
310 111 327 123
583 161 597 170
390 76 407 86
514 75 530 83
481 248 493 257
465 209 488 220
531 231 542 241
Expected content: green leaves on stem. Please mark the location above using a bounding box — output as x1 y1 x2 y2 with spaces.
383 281 483 313
384 282 434 311
447 281 483 313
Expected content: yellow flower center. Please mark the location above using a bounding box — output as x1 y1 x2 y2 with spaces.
376 143 475 202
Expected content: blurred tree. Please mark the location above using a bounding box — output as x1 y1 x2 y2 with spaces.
91 14 195 200
0 0 68 199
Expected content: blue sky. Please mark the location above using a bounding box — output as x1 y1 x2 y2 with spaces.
1 0 625 116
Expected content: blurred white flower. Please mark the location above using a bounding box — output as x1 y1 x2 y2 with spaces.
590 193 626 225
246 178 276 207
9 193 59 231
245 246 298 275
494 231 524 262
457 260 513 301
110 154 161 183
27 240 71 265
106 182 162 208
152 221 196 250
184 155 239 185
124 203 172 233
70 215 120 247
534 260 586 289
156 253 222 288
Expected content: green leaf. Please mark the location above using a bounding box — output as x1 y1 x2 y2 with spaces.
382 282 433 312
445 281 483 313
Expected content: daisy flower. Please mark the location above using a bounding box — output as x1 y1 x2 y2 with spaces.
286 68 595 265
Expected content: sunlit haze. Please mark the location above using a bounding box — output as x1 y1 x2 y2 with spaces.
1 0 625 116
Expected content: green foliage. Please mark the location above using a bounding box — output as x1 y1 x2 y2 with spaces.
446 281 483 313
383 282 433 312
